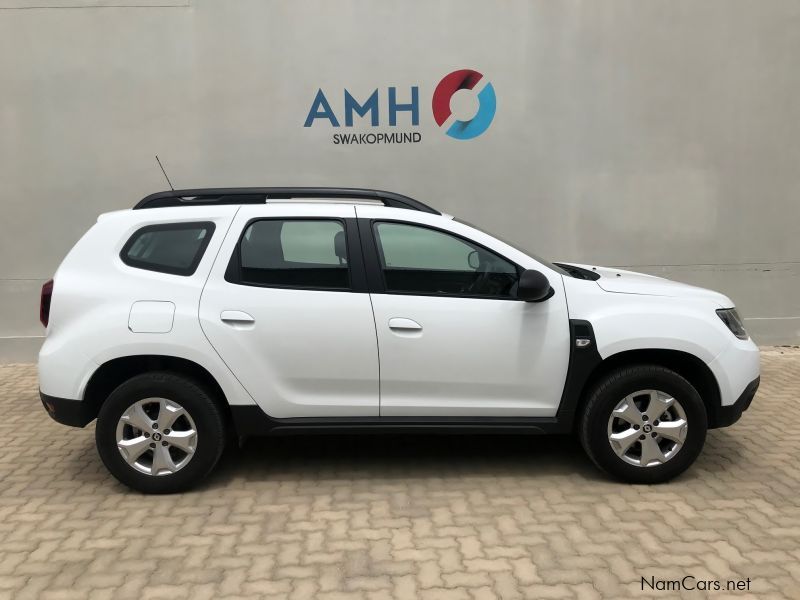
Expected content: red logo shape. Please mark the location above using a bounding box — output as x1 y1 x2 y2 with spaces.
431 69 484 126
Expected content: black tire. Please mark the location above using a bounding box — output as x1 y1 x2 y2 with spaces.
95 371 226 494
579 365 707 484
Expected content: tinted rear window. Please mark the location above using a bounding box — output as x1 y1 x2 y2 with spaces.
228 218 350 290
121 222 215 275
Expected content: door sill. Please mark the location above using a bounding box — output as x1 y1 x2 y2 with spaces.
230 406 568 436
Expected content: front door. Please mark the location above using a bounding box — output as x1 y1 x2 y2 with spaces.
362 217 570 417
200 204 379 418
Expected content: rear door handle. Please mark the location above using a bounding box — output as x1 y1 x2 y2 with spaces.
220 310 255 324
388 317 422 331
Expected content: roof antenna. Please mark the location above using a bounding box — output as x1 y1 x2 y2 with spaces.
155 155 175 191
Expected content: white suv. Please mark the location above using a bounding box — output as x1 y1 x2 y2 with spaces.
38 188 760 493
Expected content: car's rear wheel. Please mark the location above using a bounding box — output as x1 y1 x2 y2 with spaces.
95 372 226 493
579 365 707 484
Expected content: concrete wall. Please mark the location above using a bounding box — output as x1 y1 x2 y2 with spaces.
1 0 799 362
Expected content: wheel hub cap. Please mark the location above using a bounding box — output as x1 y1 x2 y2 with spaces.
115 398 198 476
607 390 688 468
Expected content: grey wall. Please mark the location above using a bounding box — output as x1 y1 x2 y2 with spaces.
1 0 799 362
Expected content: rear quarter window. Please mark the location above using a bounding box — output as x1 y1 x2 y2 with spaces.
121 222 215 276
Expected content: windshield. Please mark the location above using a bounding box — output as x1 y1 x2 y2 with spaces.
453 217 569 276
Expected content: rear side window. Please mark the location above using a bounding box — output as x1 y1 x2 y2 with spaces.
229 219 349 290
121 222 215 276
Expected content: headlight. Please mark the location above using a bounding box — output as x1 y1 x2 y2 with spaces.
716 308 748 340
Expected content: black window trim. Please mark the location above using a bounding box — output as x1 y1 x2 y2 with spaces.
225 216 368 293
120 221 216 276
364 218 525 301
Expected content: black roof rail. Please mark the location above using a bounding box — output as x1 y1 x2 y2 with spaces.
133 187 440 215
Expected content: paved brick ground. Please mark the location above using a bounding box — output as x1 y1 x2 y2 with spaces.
0 349 799 600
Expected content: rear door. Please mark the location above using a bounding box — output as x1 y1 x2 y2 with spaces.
199 204 379 418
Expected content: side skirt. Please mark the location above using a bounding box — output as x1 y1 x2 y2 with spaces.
230 406 564 436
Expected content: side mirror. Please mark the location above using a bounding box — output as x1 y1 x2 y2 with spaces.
517 269 553 302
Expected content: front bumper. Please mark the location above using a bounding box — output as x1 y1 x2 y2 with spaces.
707 337 760 408
40 390 94 428
710 376 759 429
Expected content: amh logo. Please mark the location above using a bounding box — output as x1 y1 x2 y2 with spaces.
303 68 496 144
432 69 496 140
303 87 419 128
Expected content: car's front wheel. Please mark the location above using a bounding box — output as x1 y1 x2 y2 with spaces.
95 372 226 493
579 365 708 484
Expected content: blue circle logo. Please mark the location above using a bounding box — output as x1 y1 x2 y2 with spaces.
432 69 496 140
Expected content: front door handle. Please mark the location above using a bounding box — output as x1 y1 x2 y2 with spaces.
388 317 422 331
220 310 255 324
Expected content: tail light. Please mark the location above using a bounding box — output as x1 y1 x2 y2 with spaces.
40 279 54 327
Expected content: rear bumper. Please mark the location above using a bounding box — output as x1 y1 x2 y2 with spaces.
710 376 759 429
40 390 94 428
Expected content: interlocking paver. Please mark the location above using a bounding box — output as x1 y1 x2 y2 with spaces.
0 347 799 598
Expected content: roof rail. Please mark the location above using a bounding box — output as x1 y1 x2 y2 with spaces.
133 187 440 215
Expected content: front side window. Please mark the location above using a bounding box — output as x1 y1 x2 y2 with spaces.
233 219 349 289
373 222 518 297
121 222 215 276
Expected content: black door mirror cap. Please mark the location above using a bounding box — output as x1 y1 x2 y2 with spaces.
517 269 553 302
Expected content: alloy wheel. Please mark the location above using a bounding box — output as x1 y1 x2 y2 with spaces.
606 390 688 467
115 398 198 476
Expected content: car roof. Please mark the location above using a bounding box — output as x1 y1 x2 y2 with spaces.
134 187 440 215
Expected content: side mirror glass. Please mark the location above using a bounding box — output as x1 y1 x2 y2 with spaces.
467 250 480 270
517 269 553 302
